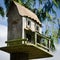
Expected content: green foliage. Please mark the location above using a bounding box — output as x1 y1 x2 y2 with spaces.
58 29 60 38
52 0 58 8
49 36 56 51
57 19 60 38
0 6 4 17
52 8 56 16
52 0 60 8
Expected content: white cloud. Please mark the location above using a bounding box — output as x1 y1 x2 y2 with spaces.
0 25 7 47
0 51 10 60
0 16 8 26
53 44 60 60
0 25 9 60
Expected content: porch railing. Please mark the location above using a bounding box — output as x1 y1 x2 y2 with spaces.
5 35 51 52
5 39 27 46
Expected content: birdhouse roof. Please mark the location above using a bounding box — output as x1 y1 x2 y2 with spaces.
12 1 42 26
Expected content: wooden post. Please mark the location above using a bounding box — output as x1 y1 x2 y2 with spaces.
47 40 50 51
35 32 37 45
10 53 28 60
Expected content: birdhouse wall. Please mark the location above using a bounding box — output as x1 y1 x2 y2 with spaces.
7 4 22 40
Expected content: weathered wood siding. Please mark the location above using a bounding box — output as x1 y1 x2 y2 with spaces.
7 4 22 40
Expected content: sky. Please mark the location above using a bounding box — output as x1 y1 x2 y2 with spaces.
0 0 60 60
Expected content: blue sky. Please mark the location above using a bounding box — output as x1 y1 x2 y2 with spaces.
0 0 60 60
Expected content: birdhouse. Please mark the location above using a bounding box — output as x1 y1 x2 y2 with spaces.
0 1 53 60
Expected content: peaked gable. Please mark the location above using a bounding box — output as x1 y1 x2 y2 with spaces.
7 1 42 26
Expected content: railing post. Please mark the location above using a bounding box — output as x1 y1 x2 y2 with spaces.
47 40 50 51
35 32 37 45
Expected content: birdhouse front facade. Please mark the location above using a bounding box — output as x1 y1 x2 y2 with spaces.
0 1 53 59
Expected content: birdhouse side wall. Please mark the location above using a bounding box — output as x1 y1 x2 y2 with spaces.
7 4 22 40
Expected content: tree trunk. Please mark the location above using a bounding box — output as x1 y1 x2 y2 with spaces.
10 53 28 60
